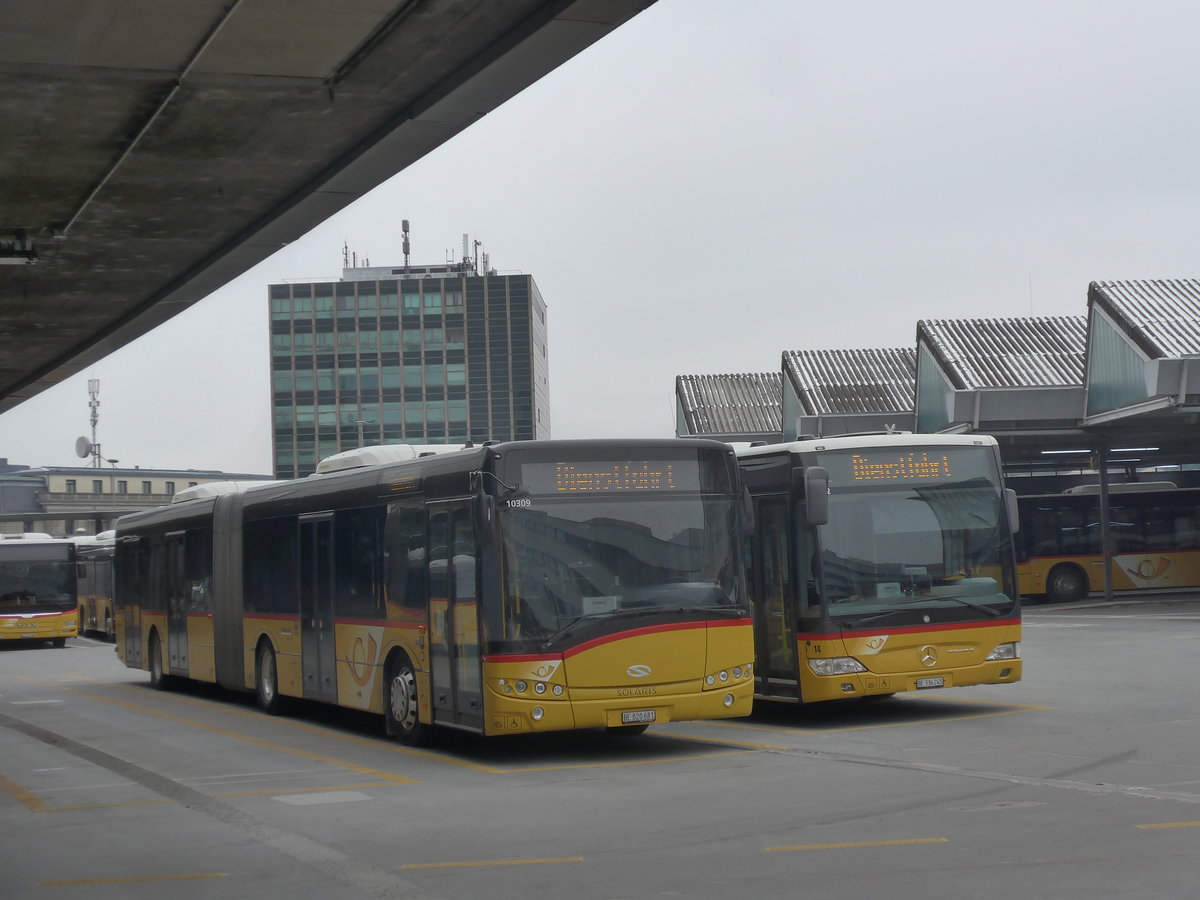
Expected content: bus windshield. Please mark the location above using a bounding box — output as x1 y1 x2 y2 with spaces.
498 494 739 644
815 448 1017 622
0 546 76 615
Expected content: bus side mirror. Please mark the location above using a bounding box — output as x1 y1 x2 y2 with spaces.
801 466 829 526
1005 488 1019 535
475 489 496 545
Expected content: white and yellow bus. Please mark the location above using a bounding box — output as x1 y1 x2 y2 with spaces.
114 439 754 743
0 534 79 647
75 531 116 640
738 433 1022 704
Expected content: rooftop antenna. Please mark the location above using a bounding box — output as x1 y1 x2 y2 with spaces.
402 219 410 269
74 378 102 468
473 239 481 276
342 241 350 268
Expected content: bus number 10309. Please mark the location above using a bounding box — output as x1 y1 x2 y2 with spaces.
505 498 533 508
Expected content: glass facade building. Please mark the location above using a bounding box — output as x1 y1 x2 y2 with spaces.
269 263 550 478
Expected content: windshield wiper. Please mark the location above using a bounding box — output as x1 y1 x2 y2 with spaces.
540 603 743 649
541 607 662 649
843 595 1008 629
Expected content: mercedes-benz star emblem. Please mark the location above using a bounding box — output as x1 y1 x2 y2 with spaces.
919 646 938 667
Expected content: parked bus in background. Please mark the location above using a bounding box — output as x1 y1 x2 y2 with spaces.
75 531 116 640
737 433 1021 704
1016 481 1200 602
113 439 754 743
0 533 79 647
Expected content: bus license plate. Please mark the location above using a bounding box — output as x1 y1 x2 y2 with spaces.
915 677 945 689
621 710 656 724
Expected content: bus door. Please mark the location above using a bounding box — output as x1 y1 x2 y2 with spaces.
165 532 189 674
753 497 799 695
427 504 482 728
122 541 143 668
299 514 337 703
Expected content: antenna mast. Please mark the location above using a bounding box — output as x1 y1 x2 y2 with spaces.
402 219 410 270
88 379 100 468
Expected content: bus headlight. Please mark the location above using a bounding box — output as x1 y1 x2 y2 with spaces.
531 707 545 721
723 693 735 707
515 680 528 692
808 657 868 676
534 682 547 694
985 642 1021 661
552 684 564 696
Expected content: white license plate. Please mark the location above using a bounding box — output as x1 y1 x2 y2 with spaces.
621 710 656 724
915 676 945 689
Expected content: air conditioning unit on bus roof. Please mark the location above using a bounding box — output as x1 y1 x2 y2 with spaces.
313 443 473 475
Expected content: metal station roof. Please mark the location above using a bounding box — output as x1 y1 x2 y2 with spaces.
782 348 916 415
0 0 655 414
917 316 1086 390
675 372 782 437
1089 279 1200 358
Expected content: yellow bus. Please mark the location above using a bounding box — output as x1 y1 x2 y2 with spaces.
113 439 754 743
1016 482 1200 602
75 532 116 640
737 434 1021 704
0 534 80 647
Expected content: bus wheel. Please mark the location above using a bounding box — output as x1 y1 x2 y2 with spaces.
1046 564 1087 603
255 643 283 715
149 633 170 690
51 637 67 649
384 656 429 746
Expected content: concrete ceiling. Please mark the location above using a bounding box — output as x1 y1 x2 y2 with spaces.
0 0 655 414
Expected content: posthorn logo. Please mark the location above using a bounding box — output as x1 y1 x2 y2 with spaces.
626 664 653 678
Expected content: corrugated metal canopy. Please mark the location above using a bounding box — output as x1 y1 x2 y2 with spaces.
918 317 1086 389
676 372 781 436
1089 279 1200 358
782 348 915 415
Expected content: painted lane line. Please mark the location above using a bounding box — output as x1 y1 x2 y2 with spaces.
400 857 583 870
769 838 948 852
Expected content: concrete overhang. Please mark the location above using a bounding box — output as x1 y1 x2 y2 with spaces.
0 0 656 414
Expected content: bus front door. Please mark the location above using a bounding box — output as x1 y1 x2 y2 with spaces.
428 505 482 730
165 532 188 675
299 514 337 703
754 497 799 697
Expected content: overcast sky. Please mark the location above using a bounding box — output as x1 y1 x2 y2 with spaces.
3 0 1198 474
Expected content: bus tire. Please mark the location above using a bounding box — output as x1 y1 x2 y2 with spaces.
149 632 171 690
255 642 283 715
384 654 430 746
1046 564 1088 603
51 637 67 649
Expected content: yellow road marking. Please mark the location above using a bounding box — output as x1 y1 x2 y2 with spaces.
39 874 225 886
400 857 583 870
1137 821 1200 830
769 838 948 851
0 773 48 813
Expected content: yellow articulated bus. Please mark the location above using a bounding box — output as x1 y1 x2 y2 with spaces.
737 433 1022 704
0 534 80 647
113 439 754 743
75 531 116 640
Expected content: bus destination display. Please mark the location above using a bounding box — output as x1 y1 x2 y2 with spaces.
848 450 952 483
518 460 701 494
